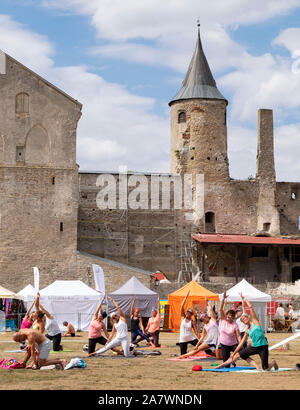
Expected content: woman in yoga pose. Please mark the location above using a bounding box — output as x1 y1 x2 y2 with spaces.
87 294 118 354
178 291 200 356
35 293 63 351
218 291 242 367
19 299 38 349
130 295 154 347
215 294 278 371
88 296 132 357
178 298 219 359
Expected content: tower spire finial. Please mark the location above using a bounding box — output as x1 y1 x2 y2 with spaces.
168 21 227 106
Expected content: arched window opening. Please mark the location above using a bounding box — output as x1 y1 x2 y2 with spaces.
15 92 29 116
178 111 186 123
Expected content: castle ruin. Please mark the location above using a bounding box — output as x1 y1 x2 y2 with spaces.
1 28 300 293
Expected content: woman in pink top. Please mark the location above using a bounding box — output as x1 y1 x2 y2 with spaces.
145 295 161 347
88 295 110 354
219 291 241 368
20 299 36 329
19 299 37 350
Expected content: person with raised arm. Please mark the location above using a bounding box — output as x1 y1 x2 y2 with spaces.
31 293 45 333
88 296 132 357
215 294 278 371
144 295 161 347
35 294 63 352
218 291 242 368
20 299 36 330
178 290 200 356
87 294 116 354
177 298 219 359
130 295 154 347
19 299 38 350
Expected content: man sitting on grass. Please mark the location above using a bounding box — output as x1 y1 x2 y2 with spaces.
12 328 66 370
62 321 81 337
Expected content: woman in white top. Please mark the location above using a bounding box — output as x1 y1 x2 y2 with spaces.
178 299 218 359
235 308 248 348
89 296 132 358
179 290 200 356
288 305 296 320
35 294 63 352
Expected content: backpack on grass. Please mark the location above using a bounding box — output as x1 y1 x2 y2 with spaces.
0 357 25 369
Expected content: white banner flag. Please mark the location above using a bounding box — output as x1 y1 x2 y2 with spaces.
92 264 105 294
33 267 40 292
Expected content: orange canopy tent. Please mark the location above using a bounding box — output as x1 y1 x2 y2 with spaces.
168 281 219 332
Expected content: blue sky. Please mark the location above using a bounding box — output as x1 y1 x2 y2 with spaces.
1 0 300 181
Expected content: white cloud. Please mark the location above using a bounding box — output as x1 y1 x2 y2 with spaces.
273 27 300 56
42 0 300 38
0 14 54 74
2 6 300 181
227 125 257 180
275 122 300 182
49 66 170 172
41 0 300 75
0 14 170 173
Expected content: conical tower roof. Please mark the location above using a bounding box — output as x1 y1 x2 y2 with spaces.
169 27 227 106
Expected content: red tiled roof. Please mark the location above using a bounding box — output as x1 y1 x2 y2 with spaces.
153 272 166 281
192 233 300 245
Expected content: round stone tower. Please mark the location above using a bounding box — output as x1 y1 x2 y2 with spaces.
169 27 229 184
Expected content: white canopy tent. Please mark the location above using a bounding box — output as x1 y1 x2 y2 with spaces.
17 284 37 302
107 276 158 318
0 285 24 300
219 279 271 332
23 280 103 331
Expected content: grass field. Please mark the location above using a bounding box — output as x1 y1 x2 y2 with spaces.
0 331 299 390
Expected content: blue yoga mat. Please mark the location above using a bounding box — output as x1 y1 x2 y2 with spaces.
202 366 256 372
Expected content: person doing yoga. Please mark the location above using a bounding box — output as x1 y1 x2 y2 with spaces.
35 293 63 352
88 296 132 358
178 290 200 356
218 291 242 368
215 294 278 371
177 298 219 359
19 299 38 350
13 329 66 370
130 295 154 347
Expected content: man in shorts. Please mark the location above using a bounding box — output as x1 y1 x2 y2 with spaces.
12 328 66 369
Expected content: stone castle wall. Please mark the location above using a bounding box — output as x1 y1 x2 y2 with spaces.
0 53 81 291
77 172 193 281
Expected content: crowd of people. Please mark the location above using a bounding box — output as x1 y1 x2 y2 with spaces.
273 302 296 329
9 290 295 371
177 291 279 371
10 293 162 367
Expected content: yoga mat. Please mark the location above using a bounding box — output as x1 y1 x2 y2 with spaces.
85 355 138 359
135 345 168 349
236 368 293 373
269 332 300 351
167 352 216 362
4 349 73 353
202 366 256 372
